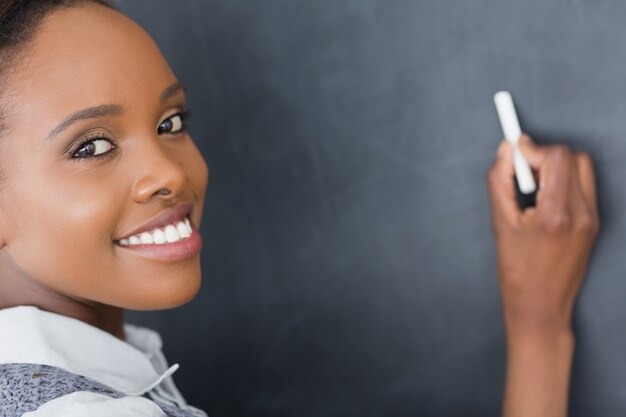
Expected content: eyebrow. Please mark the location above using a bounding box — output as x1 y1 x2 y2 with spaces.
44 81 186 142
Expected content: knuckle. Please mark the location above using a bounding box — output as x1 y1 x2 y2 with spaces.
549 144 572 161
575 213 597 233
540 211 572 233
591 215 601 235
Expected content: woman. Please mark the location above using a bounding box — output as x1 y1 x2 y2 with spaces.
486 135 601 416
0 0 209 416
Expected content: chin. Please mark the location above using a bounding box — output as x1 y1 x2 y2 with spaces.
125 269 202 311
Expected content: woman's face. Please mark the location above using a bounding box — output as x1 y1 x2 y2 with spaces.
0 3 209 310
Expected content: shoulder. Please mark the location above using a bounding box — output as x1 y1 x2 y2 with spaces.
22 391 169 417
0 363 167 417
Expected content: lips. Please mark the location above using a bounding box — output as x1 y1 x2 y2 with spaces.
114 202 194 242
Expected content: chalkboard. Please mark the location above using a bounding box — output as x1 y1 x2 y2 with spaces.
120 1 625 415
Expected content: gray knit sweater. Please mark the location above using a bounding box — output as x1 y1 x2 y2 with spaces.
0 363 198 417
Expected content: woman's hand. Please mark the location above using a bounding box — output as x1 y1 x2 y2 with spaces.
487 134 600 335
485 134 601 417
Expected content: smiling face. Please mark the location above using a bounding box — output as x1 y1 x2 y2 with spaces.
0 3 209 312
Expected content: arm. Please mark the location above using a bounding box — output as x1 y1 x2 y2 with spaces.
502 320 574 417
486 134 600 417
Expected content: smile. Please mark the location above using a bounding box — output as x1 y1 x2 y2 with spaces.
116 215 192 246
113 214 203 261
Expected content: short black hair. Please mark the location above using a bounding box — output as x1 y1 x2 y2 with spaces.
0 0 117 50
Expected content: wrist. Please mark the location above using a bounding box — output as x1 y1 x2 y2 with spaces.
505 323 575 358
502 302 574 341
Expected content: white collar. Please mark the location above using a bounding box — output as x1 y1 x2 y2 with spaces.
0 304 179 396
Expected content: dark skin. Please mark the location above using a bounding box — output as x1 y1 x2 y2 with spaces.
486 135 600 416
0 4 209 341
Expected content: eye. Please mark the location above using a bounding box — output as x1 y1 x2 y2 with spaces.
157 109 192 135
71 136 117 161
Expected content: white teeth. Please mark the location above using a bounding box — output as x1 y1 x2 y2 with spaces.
117 215 193 247
139 232 154 244
164 225 180 242
176 221 190 238
152 228 166 244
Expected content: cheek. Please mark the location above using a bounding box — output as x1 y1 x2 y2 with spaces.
5 175 119 291
1 144 205 309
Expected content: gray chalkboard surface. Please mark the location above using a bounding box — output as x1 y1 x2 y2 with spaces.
120 1 625 415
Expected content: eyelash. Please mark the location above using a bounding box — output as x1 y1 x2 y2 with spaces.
69 108 193 163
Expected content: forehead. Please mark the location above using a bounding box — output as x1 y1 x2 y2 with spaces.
9 3 176 121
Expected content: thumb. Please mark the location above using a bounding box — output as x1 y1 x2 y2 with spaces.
517 134 546 168
495 139 514 177
494 139 515 180
497 138 512 160
488 139 521 224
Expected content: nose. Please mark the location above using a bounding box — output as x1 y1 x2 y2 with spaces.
131 136 188 203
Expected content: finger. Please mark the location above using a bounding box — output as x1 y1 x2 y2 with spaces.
535 145 573 217
575 152 599 220
518 136 572 216
486 139 522 226
517 134 549 193
568 155 590 222
517 134 548 169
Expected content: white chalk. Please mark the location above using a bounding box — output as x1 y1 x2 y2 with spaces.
493 91 537 194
